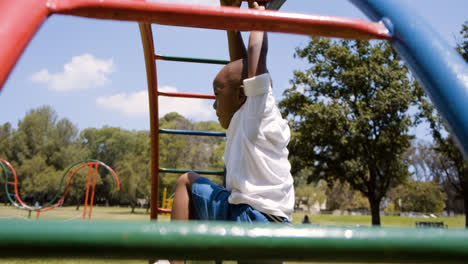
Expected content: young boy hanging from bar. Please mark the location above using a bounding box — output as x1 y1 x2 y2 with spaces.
171 0 294 229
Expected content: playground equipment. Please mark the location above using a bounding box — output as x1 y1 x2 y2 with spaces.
0 159 120 219
160 187 174 215
0 0 468 262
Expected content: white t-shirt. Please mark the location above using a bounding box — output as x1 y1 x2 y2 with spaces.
224 73 295 221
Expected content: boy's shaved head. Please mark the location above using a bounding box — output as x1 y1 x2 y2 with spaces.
212 58 248 129
216 58 248 89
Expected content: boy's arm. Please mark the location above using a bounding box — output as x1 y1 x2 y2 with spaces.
220 0 247 61
247 0 268 78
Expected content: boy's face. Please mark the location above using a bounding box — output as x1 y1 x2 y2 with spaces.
212 64 246 129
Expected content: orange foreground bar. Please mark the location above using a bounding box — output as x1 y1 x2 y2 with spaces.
50 0 391 40
0 0 49 92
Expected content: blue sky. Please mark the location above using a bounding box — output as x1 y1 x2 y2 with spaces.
1 0 466 141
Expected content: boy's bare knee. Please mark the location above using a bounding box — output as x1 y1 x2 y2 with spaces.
177 171 200 189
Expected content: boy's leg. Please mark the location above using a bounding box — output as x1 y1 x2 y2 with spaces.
171 171 200 220
170 172 200 264
232 205 284 264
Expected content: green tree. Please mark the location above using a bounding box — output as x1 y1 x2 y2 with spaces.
456 21 468 61
115 153 150 213
10 106 58 164
391 180 447 214
279 38 419 225
16 155 60 204
325 180 369 211
5 106 85 205
80 127 143 205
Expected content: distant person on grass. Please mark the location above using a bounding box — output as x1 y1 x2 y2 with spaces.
171 0 294 228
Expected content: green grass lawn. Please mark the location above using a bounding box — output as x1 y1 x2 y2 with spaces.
0 205 465 264
293 211 466 228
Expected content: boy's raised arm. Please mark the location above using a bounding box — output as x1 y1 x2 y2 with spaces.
220 0 247 61
247 0 268 78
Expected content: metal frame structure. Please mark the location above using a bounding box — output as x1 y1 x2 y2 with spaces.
0 0 468 261
1 159 120 219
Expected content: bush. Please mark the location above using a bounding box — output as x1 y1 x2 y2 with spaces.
392 180 447 213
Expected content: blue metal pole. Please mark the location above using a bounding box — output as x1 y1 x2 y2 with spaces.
159 129 226 137
350 0 468 160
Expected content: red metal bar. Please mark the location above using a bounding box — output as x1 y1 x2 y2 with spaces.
0 159 31 210
158 91 215 100
50 0 391 41
36 161 118 215
7 182 15 185
88 163 99 219
82 165 93 220
139 23 160 220
99 162 121 190
0 0 50 92
158 208 172 214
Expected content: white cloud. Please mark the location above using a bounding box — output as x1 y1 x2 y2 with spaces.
30 54 115 92
96 90 149 117
148 0 219 6
96 86 215 120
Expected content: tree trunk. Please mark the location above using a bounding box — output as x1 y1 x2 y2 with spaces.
368 196 381 226
131 202 136 214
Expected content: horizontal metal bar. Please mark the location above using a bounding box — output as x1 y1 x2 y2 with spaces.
159 168 224 176
51 1 391 40
1 220 468 262
158 91 215 100
158 208 171 213
159 129 226 137
155 54 229 65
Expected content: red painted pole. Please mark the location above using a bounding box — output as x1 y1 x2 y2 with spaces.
158 91 215 100
88 163 99 219
82 164 93 220
0 0 49 92
50 0 390 40
139 23 160 220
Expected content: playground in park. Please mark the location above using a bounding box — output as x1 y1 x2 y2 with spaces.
1 0 468 263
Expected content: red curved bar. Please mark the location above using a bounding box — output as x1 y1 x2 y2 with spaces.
0 159 31 210
158 91 216 100
0 0 50 92
50 0 390 41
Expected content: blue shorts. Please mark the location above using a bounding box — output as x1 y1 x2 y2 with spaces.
191 177 287 223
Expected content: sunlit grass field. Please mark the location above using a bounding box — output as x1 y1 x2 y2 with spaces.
0 205 465 264
1 205 464 227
